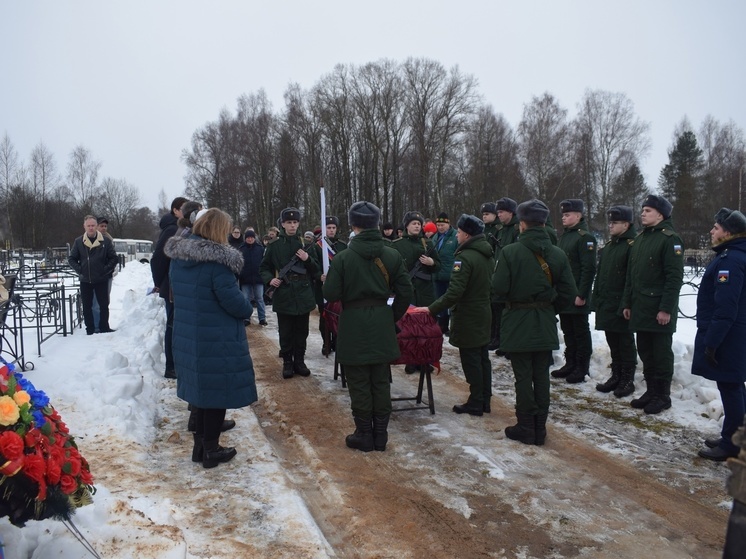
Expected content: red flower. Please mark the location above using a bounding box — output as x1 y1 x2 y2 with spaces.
0 430 24 461
60 474 78 495
46 446 64 485
22 452 47 500
79 467 93 486
24 427 41 449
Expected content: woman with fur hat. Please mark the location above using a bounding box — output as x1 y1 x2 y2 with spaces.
165 208 257 468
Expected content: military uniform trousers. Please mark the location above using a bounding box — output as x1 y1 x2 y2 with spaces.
344 363 392 419
559 313 592 359
510 351 553 414
277 312 310 356
604 331 637 367
635 332 673 381
458 345 492 406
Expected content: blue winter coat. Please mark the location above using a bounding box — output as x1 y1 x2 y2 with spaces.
691 235 746 383
165 234 257 409
238 241 265 286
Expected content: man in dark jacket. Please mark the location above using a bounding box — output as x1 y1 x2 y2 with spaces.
492 197 521 355
68 215 118 335
150 196 187 378
239 230 267 326
414 215 494 416
432 212 458 334
260 207 319 379
493 200 577 445
622 194 684 415
552 199 597 383
323 201 412 452
593 206 637 397
313 216 347 355
692 208 746 460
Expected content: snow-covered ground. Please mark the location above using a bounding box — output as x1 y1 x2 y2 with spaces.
0 263 731 558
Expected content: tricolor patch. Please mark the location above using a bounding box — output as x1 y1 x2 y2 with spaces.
674 244 682 256
587 241 594 251
718 270 730 283
453 261 462 272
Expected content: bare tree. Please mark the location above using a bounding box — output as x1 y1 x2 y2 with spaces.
29 141 60 246
699 115 746 211
66 145 102 213
98 177 142 235
0 133 21 242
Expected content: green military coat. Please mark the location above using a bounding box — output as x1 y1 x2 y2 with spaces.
312 237 347 306
429 234 494 348
592 226 636 332
259 229 319 315
433 227 458 282
392 234 441 306
483 220 500 255
492 227 577 352
495 216 521 258
322 229 412 365
621 219 684 333
558 218 597 314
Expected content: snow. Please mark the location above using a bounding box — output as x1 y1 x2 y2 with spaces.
0 263 732 558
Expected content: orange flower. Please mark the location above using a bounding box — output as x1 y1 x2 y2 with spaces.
0 395 20 426
12 390 30 407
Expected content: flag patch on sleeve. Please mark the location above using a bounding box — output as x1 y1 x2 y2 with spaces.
452 261 461 272
674 244 682 255
587 242 594 250
718 270 730 283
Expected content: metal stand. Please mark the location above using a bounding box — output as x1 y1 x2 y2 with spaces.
391 364 435 414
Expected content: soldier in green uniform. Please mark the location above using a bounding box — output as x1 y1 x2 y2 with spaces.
481 202 501 350
260 207 319 380
313 215 347 356
622 195 684 414
323 201 413 452
492 197 521 355
593 206 638 397
493 200 577 445
551 199 597 383
432 212 458 334
413 214 494 416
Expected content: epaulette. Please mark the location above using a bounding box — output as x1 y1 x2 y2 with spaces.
661 229 674 237
627 239 634 246
577 229 587 236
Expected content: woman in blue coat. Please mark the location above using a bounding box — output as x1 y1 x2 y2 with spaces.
165 208 256 468
691 208 746 461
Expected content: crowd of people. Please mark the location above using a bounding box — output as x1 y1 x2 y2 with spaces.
136 193 745 468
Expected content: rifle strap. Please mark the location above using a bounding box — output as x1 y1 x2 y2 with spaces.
373 257 390 288
534 252 553 285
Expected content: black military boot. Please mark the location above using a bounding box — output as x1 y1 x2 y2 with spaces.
630 374 654 409
293 351 311 377
566 355 590 384
644 379 672 415
372 414 390 451
534 413 548 446
282 354 294 379
613 365 636 398
504 411 536 445
596 364 621 393
551 353 576 378
346 416 374 452
202 439 237 468
191 433 203 463
453 399 484 416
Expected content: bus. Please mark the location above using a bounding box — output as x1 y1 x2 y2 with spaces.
113 238 154 264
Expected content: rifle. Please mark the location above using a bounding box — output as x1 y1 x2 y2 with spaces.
266 234 320 299
409 240 436 281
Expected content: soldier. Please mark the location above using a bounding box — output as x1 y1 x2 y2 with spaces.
432 212 458 334
593 206 637 397
323 202 413 452
481 201 500 349
413 214 494 416
622 194 684 415
551 199 597 384
260 207 319 380
492 200 576 445
492 197 521 355
314 215 347 355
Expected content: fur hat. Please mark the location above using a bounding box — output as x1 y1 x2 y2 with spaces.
382 222 394 230
715 207 746 234
496 197 517 214
423 221 437 234
348 201 381 230
642 195 673 220
280 207 301 223
560 199 584 214
326 215 340 227
456 214 485 236
480 202 497 215
435 212 449 224
402 211 424 229
607 205 634 223
517 199 550 224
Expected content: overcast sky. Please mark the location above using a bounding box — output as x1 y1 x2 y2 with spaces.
2 0 744 216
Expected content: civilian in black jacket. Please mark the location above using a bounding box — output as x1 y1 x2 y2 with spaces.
238 230 267 326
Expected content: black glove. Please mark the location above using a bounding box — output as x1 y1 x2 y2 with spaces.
705 346 718 367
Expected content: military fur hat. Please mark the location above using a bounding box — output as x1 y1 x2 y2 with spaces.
349 201 381 230
480 202 497 215
496 197 517 214
715 207 746 234
456 214 484 236
280 207 301 222
517 199 550 224
402 211 424 229
382 222 394 230
326 215 340 227
435 212 449 224
642 195 673 220
607 205 634 223
560 199 584 214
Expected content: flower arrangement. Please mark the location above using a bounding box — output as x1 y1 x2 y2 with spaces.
0 357 95 527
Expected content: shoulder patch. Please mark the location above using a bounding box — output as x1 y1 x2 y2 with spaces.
452 261 462 272
673 244 683 256
718 270 730 283
586 241 595 251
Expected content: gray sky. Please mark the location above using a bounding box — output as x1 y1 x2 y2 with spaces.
2 0 744 215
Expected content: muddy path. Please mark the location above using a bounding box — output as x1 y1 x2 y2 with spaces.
248 314 731 559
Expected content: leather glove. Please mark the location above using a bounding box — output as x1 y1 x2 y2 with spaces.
704 346 718 367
